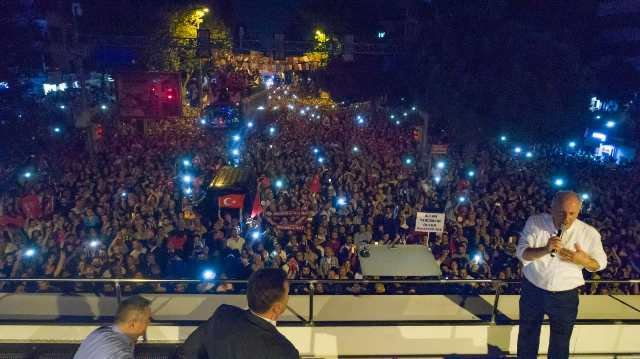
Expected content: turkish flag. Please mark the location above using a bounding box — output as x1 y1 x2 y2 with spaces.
218 194 245 209
309 174 321 194
20 194 42 219
250 185 263 218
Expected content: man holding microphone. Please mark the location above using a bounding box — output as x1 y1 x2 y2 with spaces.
516 191 607 358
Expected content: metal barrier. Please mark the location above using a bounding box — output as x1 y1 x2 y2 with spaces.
1 278 639 326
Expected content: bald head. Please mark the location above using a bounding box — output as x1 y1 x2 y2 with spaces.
551 191 582 229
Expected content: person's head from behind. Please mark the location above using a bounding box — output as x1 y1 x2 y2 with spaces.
551 191 582 229
247 268 289 321
115 295 152 341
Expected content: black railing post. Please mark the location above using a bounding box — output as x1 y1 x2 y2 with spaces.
308 281 315 326
115 280 122 304
490 280 501 325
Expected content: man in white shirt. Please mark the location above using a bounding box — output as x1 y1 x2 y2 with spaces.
516 191 607 359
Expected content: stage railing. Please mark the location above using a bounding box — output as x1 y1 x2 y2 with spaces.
1 278 639 326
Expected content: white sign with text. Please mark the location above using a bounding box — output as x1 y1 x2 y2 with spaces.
415 212 445 233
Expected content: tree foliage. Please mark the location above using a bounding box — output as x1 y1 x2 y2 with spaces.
142 5 231 99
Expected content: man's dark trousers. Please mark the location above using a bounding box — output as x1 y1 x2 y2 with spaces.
517 278 579 359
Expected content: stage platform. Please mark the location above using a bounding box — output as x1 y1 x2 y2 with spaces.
0 293 638 358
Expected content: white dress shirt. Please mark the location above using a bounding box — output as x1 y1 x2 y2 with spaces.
516 213 607 291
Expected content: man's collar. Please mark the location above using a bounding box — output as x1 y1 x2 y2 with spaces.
112 324 135 345
250 310 277 327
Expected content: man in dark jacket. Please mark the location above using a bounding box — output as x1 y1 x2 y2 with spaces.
181 268 299 358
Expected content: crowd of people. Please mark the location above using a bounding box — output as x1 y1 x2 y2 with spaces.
1 81 639 296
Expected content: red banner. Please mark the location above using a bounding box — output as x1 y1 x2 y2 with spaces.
218 194 245 209
265 210 314 232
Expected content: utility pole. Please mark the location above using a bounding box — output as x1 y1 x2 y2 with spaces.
71 1 94 155
418 110 431 179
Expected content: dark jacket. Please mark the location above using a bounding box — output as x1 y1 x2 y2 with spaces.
181 304 299 359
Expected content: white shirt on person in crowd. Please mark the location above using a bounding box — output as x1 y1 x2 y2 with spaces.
516 213 607 292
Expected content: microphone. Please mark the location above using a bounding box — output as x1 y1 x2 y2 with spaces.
550 224 565 257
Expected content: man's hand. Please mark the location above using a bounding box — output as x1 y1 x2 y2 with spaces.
558 243 596 269
546 236 563 254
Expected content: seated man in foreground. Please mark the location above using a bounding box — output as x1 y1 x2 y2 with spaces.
74 295 151 359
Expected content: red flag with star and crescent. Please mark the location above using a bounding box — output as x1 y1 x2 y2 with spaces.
218 194 245 209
